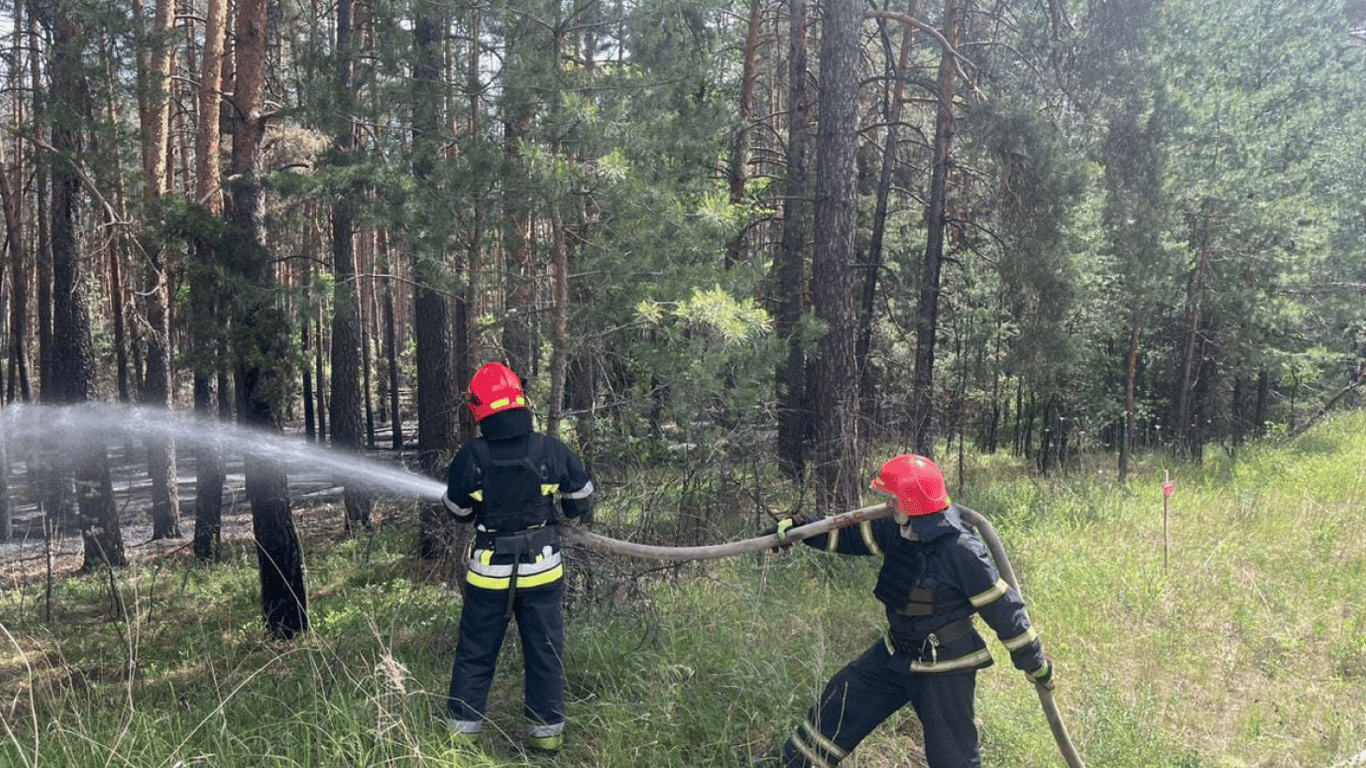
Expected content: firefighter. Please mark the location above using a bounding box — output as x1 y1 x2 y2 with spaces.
770 454 1053 768
442 362 596 754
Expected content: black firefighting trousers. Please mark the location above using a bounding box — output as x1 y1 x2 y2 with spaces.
447 580 565 728
782 641 981 768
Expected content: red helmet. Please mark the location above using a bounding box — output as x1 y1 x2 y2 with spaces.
466 362 527 422
871 454 950 516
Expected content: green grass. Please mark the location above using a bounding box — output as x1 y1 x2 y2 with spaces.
3 411 1365 767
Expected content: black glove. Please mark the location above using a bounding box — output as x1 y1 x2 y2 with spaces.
1027 658 1055 690
763 514 807 553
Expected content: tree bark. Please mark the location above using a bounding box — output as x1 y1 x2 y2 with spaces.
412 0 460 565
48 8 126 571
0 82 31 403
190 0 229 561
230 0 308 639
137 0 181 541
775 0 813 480
500 7 538 376
912 0 961 459
329 0 373 533
31 10 54 412
725 0 763 269
380 231 403 450
810 0 863 509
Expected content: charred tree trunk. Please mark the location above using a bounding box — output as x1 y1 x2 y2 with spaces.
47 8 125 571
230 0 307 639
775 0 813 481
412 0 460 566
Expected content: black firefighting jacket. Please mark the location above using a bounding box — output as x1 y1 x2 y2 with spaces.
442 409 595 591
798 504 1046 675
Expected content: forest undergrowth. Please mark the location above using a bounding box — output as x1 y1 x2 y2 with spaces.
1 412 1364 768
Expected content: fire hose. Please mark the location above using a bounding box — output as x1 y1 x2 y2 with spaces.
957 506 1087 768
561 502 1087 768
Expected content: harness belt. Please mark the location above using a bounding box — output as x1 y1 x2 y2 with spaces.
887 616 976 657
474 525 560 618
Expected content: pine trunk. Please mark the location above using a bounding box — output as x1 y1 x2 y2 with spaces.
912 0 961 458
231 0 308 639
190 0 229 561
775 0 813 480
811 0 863 509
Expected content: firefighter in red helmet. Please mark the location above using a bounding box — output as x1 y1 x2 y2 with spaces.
769 455 1053 768
442 362 595 754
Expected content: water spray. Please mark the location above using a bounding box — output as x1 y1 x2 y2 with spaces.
0 403 447 502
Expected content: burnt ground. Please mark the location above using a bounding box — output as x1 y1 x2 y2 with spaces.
0 437 421 587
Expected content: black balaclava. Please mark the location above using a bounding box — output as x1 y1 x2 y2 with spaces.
479 407 533 441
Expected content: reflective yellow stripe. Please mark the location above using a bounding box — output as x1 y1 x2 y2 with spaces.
1002 626 1038 650
490 397 511 410
908 647 992 672
859 521 882 557
467 563 564 590
471 489 484 502
824 528 840 552
970 578 1009 607
540 484 558 495
800 720 847 760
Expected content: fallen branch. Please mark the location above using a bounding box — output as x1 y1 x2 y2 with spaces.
1290 380 1361 439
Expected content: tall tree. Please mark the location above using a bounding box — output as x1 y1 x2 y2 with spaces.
328 0 373 533
725 0 763 269
136 0 181 540
810 0 863 508
858 3 917 400
190 0 229 561
499 3 541 375
2 2 32 405
44 1 126 571
411 0 458 563
775 0 814 480
911 0 961 458
228 0 308 639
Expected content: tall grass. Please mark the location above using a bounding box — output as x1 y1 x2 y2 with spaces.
2 412 1364 767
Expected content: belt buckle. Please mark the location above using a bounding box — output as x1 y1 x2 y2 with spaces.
921 633 940 664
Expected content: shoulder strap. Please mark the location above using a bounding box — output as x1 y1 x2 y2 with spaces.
469 436 492 476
